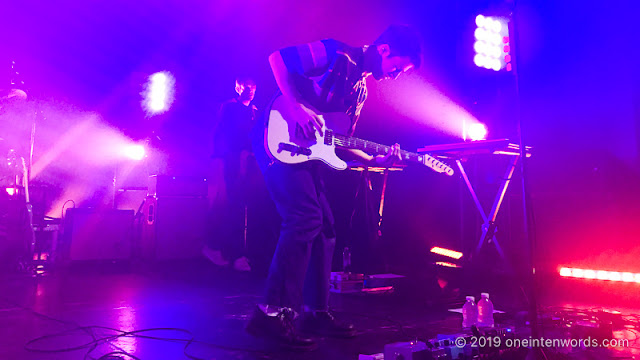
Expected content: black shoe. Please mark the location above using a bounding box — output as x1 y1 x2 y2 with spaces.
246 307 317 351
300 311 357 338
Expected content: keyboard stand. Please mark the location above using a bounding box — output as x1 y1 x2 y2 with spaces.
347 164 404 274
456 154 520 263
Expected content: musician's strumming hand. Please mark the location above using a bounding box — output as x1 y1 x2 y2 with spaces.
374 143 402 167
292 103 324 139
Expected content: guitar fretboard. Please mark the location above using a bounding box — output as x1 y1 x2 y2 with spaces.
327 131 454 176
330 132 421 162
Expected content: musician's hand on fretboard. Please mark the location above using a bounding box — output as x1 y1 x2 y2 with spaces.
373 143 402 167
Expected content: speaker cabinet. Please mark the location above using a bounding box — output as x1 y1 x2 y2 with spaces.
141 196 207 260
65 208 134 261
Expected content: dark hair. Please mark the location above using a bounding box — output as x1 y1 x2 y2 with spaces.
373 24 423 69
235 76 256 86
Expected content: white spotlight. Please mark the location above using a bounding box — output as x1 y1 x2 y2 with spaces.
122 145 146 161
468 123 488 141
474 14 510 71
489 45 502 58
474 54 486 67
491 59 502 71
473 41 486 54
483 18 494 30
492 21 502 33
151 72 167 84
143 71 175 116
474 28 488 41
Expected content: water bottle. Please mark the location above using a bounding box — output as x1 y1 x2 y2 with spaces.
462 296 478 329
477 293 495 328
342 247 351 273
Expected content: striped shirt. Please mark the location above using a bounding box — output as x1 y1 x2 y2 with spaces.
278 39 368 136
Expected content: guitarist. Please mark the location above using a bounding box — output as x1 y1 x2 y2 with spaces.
247 24 422 350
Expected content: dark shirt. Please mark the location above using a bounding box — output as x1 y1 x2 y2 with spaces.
252 39 369 171
213 98 257 158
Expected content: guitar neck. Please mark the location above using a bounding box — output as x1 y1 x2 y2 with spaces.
332 133 420 162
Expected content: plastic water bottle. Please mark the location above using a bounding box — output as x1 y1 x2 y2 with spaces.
462 296 478 329
342 247 351 273
477 293 495 328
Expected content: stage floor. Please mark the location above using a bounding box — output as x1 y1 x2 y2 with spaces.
1 260 638 359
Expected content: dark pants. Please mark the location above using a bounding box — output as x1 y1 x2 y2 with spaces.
208 155 250 262
263 162 336 312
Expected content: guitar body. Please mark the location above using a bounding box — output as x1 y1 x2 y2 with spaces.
266 95 351 170
264 94 455 175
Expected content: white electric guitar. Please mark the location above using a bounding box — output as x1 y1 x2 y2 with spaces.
264 94 454 175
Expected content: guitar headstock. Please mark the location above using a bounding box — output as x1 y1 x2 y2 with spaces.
419 154 455 176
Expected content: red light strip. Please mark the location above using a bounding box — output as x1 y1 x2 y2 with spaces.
559 267 640 283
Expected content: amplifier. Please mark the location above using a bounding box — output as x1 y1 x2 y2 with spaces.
148 175 207 197
65 208 134 261
115 188 147 212
141 195 207 260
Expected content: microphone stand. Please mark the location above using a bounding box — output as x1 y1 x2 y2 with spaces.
510 2 544 358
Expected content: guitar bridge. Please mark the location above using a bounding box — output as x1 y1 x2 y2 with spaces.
278 143 312 156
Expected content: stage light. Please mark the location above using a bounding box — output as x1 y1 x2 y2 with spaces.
597 270 609 280
474 28 488 41
473 15 510 71
474 41 486 54
436 262 460 268
560 267 640 283
467 123 488 141
609 272 622 281
560 267 572 277
491 21 502 33
474 54 486 67
6 188 17 196
489 46 502 59
143 71 175 116
430 247 463 260
122 145 145 161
